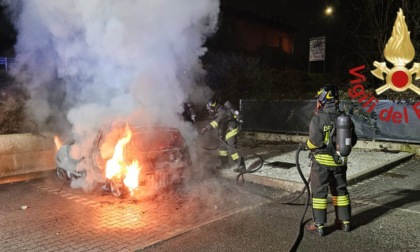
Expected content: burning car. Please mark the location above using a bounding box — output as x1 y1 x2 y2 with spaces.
55 125 192 198
55 139 86 181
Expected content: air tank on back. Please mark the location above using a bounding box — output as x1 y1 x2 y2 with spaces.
335 114 353 157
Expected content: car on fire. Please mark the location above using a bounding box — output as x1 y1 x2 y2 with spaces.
55 125 192 198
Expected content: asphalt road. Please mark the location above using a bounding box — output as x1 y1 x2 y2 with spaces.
141 157 420 252
0 155 419 252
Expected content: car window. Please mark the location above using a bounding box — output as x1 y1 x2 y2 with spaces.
131 129 183 151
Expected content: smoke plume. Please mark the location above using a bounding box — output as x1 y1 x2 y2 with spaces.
2 0 219 188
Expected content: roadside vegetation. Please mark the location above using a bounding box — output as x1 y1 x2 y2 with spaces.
0 71 27 134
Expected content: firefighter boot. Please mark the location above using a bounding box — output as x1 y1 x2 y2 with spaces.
335 219 351 232
216 156 229 170
233 157 247 173
306 222 325 237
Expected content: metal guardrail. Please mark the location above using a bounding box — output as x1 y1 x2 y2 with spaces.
0 57 16 71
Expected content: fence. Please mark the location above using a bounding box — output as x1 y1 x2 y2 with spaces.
0 57 16 71
240 99 420 144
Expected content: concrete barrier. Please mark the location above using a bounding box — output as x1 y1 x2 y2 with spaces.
0 133 56 184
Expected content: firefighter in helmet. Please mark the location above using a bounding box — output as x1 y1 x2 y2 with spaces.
200 98 246 173
305 84 357 237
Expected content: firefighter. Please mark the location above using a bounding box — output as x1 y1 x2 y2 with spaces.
200 98 246 172
305 84 357 237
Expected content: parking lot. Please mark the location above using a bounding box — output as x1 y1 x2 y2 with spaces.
1 137 419 252
0 171 287 252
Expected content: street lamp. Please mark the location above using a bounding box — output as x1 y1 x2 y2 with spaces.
325 6 333 16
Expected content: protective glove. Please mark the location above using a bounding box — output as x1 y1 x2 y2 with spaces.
200 127 208 135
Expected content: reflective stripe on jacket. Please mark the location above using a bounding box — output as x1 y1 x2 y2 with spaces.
307 103 345 167
206 107 240 138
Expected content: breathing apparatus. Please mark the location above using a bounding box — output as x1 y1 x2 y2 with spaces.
335 114 353 157
228 101 244 136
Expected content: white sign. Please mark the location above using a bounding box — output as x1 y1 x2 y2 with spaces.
309 36 326 62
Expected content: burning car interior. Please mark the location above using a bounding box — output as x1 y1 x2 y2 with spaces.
56 124 192 199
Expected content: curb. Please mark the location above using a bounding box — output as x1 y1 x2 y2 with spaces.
241 132 420 155
217 152 415 192
0 170 54 184
347 152 414 186
217 170 305 192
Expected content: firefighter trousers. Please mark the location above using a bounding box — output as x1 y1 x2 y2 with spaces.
310 161 351 224
218 128 241 165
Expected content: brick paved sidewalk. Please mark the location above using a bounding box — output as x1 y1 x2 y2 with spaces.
0 173 283 252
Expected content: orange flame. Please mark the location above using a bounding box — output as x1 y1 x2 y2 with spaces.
54 136 62 150
105 125 141 194
123 160 140 191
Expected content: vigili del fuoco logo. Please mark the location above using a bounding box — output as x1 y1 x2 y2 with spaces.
348 8 420 124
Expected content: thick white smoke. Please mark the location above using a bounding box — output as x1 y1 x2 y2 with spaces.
2 0 219 188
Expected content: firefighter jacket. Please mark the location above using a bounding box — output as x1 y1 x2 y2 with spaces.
205 106 239 140
306 103 357 167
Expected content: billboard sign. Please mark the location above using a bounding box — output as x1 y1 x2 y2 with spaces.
309 36 326 62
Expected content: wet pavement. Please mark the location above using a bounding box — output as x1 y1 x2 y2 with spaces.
0 139 419 251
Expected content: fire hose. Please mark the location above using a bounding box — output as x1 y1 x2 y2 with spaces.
215 136 264 183
287 144 311 252
197 134 305 187
197 135 312 251
194 134 264 183
223 140 313 251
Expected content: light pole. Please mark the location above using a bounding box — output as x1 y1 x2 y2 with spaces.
308 6 334 74
323 6 334 73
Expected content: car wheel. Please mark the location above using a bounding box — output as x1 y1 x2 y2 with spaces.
110 178 125 198
56 167 70 181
